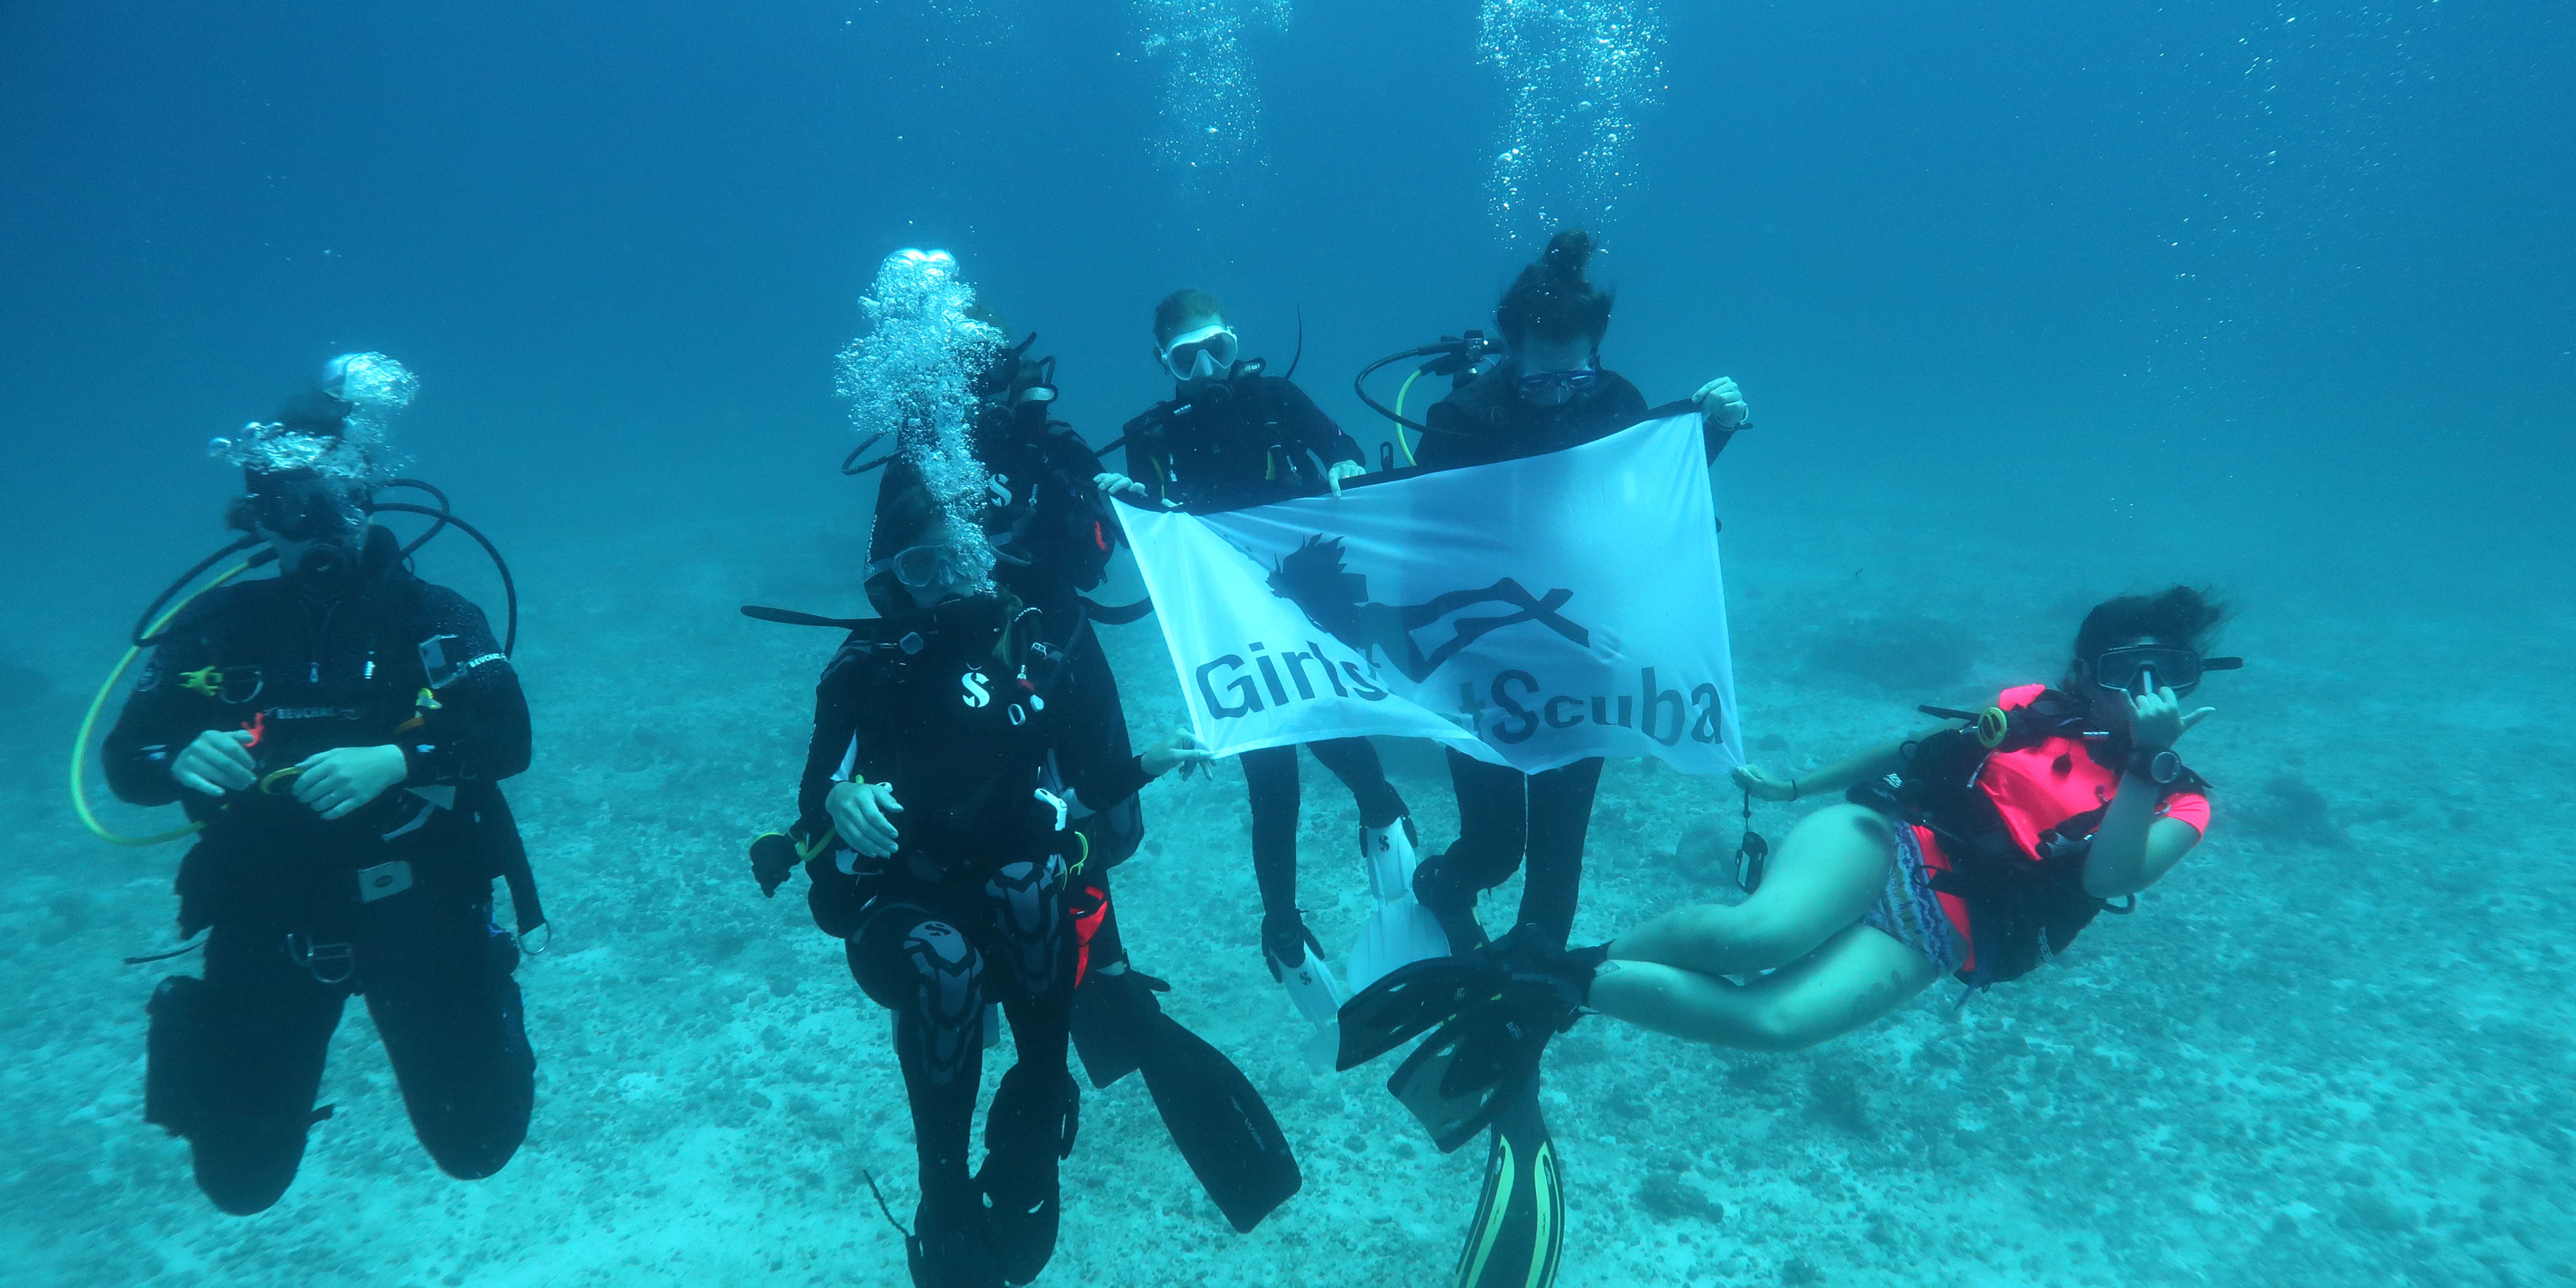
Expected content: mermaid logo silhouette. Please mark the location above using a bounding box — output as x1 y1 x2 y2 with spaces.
1263 535 1589 684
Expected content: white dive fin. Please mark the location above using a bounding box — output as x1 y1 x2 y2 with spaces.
1272 947 1348 1030
1361 820 1420 904
1272 947 1348 1071
1347 819 1450 994
1346 899 1451 995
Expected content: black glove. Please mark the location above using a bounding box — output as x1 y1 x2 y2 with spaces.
1260 909 1322 980
749 832 799 898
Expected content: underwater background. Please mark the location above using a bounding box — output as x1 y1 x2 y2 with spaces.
2 2 2570 1285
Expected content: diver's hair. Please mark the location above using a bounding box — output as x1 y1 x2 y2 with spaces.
1153 289 1226 346
1497 228 1614 349
2073 585 2230 659
867 475 946 565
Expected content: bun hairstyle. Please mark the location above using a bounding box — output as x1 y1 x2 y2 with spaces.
1496 228 1615 350
2073 585 2230 661
1153 288 1226 348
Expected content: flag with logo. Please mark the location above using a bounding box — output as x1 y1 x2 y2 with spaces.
1115 411 1741 775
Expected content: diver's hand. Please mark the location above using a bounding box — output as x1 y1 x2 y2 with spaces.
290 745 409 820
172 729 257 797
1092 472 1148 500
2127 686 2214 752
1694 377 1751 429
1140 729 1213 780
1324 460 1365 497
1732 764 1800 802
749 833 799 898
827 780 902 860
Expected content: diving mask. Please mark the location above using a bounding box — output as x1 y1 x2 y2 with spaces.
245 470 366 545
1515 365 1598 407
1159 325 1239 383
2089 645 2243 699
869 541 995 591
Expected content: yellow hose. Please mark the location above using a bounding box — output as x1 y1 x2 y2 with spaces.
1394 369 1424 466
70 562 254 847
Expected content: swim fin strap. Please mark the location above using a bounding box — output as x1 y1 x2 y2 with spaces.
1069 966 1303 1232
1454 1077 1565 1288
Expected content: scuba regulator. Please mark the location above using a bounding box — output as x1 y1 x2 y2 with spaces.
1353 330 1507 468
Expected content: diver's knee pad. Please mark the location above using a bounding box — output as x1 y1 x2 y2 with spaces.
985 856 1068 996
896 921 984 1088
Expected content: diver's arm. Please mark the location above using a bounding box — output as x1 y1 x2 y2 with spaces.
100 608 226 807
1276 379 1363 466
793 642 875 840
2083 686 2213 898
1733 733 1939 803
2082 789 2201 899
400 589 531 785
1052 656 1154 810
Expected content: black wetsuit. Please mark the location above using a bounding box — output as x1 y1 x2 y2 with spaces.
778 594 1148 1285
978 407 1121 618
103 526 537 1215
1121 371 1406 967
1411 369 1735 945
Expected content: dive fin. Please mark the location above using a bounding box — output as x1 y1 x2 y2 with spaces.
1336 955 1502 1073
1384 994 1547 1154
1271 938 1348 1071
1348 819 1450 994
1069 966 1167 1089
1348 900 1451 996
1453 1077 1566 1288
1133 1009 1304 1233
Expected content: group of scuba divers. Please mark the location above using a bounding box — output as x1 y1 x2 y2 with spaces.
91 228 2239 1288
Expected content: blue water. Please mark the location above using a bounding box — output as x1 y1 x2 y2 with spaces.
3 3 2569 1285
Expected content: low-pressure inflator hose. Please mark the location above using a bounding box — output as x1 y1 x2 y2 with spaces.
73 560 256 847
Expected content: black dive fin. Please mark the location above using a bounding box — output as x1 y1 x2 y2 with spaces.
1454 1076 1566 1288
1078 596 1154 626
739 604 869 629
1337 955 1501 1073
1069 966 1167 1089
1134 1009 1303 1233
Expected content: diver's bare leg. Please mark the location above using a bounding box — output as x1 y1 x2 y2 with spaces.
1589 924 1940 1052
1608 803 1895 978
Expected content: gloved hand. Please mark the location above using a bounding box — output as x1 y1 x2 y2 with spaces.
749 832 800 898
1324 460 1365 497
1091 471 1148 499
1260 909 1321 978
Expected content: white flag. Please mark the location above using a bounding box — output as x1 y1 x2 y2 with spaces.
1117 411 1742 775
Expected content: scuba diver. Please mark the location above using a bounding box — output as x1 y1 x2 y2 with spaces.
1096 287 1441 1044
750 481 1217 1287
1337 228 1755 1287
747 250 1302 1287
96 355 539 1215
1396 227 1754 959
1338 587 2237 1284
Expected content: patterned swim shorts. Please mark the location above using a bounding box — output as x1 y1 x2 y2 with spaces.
1860 822 1968 976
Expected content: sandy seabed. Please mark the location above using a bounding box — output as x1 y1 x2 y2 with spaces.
4 476 2570 1288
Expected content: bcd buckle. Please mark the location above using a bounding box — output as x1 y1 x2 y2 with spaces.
285 934 355 985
